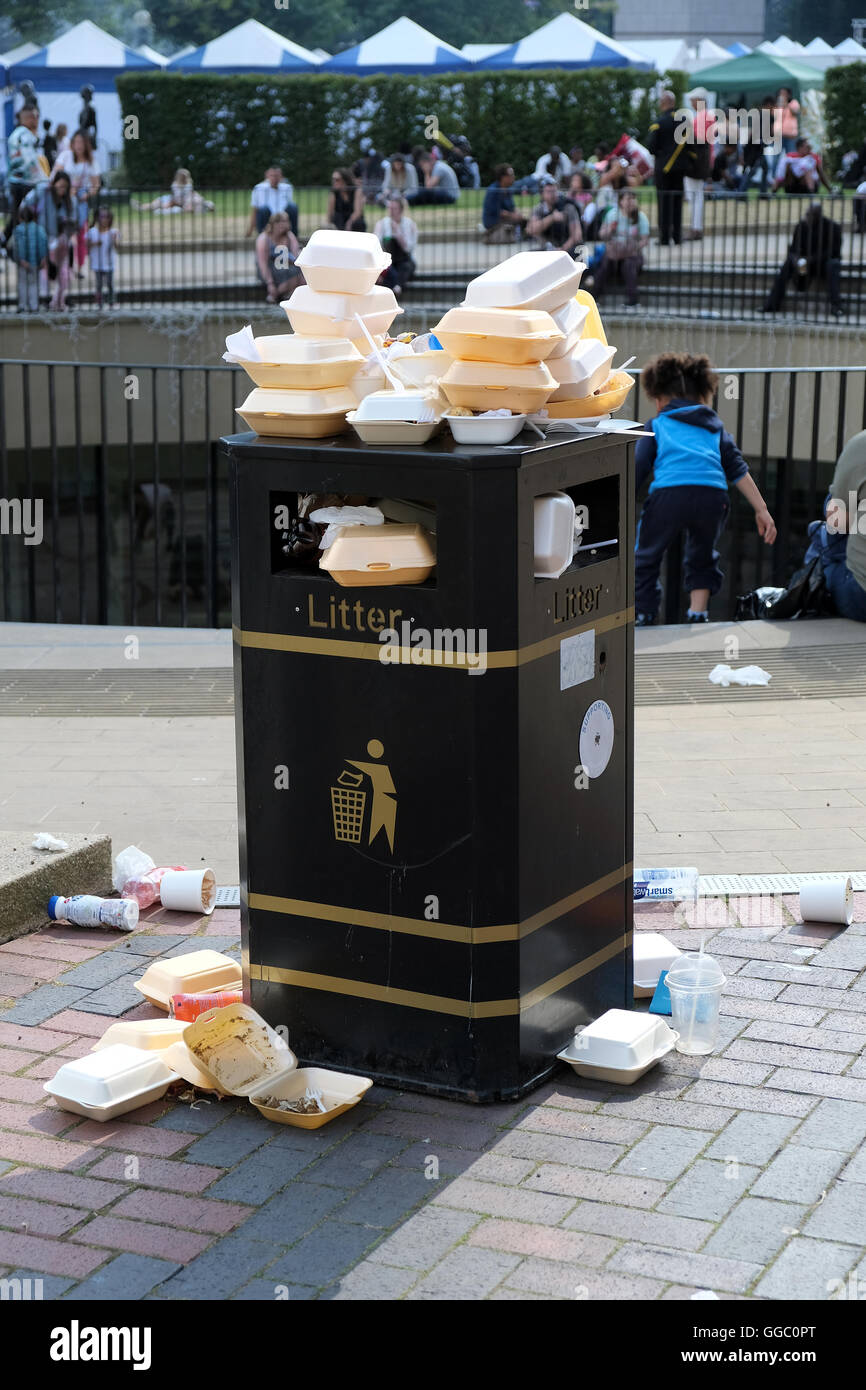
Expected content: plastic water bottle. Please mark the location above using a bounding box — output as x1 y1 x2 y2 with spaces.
633 867 699 902
48 895 139 932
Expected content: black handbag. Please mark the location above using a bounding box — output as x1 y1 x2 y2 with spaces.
736 554 830 621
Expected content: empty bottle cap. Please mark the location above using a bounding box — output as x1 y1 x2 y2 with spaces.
665 952 726 991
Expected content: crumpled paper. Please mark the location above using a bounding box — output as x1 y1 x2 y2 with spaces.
32 833 68 852
222 325 261 363
310 505 384 552
708 663 772 688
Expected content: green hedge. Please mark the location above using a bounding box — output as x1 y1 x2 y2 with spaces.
115 68 661 187
824 62 866 171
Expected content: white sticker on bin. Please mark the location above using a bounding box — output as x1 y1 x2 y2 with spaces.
560 628 595 692
579 699 614 779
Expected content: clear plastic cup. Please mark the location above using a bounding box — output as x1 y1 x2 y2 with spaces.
666 953 726 1055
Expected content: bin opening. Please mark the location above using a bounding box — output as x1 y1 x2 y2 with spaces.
535 473 620 580
271 490 437 588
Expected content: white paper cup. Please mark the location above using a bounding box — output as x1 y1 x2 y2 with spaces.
799 878 853 926
160 869 216 915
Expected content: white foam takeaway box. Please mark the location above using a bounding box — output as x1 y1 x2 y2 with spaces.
633 932 683 998
294 230 391 294
546 297 590 359
281 285 402 340
44 1044 176 1120
463 250 584 313
574 1010 676 1069
548 341 616 401
239 336 364 390
352 388 436 423
534 492 576 579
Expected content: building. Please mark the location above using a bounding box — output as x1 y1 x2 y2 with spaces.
613 0 766 50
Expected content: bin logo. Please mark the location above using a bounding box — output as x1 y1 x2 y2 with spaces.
331 739 397 852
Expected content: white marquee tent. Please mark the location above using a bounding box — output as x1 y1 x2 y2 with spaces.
324 17 470 73
167 20 321 71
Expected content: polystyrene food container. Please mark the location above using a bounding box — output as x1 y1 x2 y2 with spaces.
238 336 364 390
162 1039 231 1095
236 386 355 439
346 414 442 446
558 1016 678 1085
320 523 436 587
294 230 391 294
445 412 526 444
352 389 437 423
634 932 683 998
534 492 576 578
44 1044 176 1120
133 950 242 1011
547 297 590 359
543 370 635 420
433 306 563 364
281 285 402 340
91 1019 187 1053
575 288 608 344
463 250 584 312
576 1010 676 1069
548 342 617 401
441 359 556 414
389 351 453 388
183 1003 372 1128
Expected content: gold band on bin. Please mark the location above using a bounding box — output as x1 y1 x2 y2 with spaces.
233 607 634 671
249 863 632 946
249 931 633 1019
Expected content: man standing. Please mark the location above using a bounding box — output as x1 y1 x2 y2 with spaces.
648 90 687 247
2 102 43 250
481 164 526 244
683 89 713 240
246 166 298 238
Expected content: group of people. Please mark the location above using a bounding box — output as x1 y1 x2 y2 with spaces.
2 99 118 311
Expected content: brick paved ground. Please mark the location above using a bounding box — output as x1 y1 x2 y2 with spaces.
1 893 866 1300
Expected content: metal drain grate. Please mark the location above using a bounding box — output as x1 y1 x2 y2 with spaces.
0 669 235 717
700 872 866 895
635 644 866 706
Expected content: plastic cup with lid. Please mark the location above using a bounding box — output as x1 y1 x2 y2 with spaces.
665 952 727 1055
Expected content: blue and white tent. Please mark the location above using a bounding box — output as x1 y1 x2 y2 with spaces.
477 14 652 70
727 42 752 57
167 20 321 73
6 21 158 155
324 17 471 74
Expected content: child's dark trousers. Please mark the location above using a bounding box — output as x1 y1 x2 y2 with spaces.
635 484 730 617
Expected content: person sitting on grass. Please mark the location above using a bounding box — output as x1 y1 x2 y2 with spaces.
773 137 832 195
481 164 526 244
527 176 582 255
246 167 298 238
406 153 459 207
326 168 366 232
374 196 417 295
255 211 302 303
634 352 777 626
133 169 214 213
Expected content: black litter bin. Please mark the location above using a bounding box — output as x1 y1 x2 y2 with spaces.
224 429 635 1102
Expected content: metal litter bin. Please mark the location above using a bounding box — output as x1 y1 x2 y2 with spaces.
223 429 635 1102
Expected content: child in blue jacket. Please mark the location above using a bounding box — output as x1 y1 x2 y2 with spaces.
634 352 777 624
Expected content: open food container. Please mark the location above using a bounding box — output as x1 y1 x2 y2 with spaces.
162 1039 232 1095
347 414 442 446
548 342 617 401
576 289 608 344
92 1018 188 1053
389 351 453 388
237 336 364 390
183 1003 373 1128
320 523 436 587
294 230 391 295
281 285 402 341
558 1009 678 1084
534 492 577 579
543 370 634 420
445 412 526 445
432 306 563 364
463 250 584 313
634 932 683 998
547 297 590 359
44 1043 177 1120
133 949 243 1012
237 386 355 439
441 359 556 414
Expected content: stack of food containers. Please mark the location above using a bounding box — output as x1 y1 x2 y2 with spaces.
434 252 586 428
235 230 403 438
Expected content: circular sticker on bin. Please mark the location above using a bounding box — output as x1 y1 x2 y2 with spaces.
579 700 614 779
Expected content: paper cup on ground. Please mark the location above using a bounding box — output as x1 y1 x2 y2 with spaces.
799 878 853 926
160 869 216 914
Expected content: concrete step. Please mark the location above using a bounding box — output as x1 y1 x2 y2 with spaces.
0 832 112 944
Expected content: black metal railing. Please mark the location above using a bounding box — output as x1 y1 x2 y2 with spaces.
0 358 863 628
2 187 866 324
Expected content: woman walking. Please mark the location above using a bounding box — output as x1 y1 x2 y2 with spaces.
52 129 100 273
